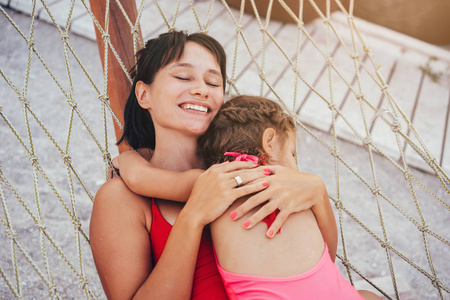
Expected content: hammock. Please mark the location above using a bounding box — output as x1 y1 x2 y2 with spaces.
0 0 449 299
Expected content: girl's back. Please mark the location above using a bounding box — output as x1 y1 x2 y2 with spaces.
211 199 324 277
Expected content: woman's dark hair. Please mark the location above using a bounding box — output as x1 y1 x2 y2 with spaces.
198 95 295 168
117 30 227 150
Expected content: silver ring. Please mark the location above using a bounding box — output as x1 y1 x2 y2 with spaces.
234 176 243 187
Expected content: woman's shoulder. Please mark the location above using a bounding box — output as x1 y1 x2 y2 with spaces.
93 177 153 229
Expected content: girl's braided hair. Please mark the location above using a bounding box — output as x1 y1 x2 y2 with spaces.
198 95 295 167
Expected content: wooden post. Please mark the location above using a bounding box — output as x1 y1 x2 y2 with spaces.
89 0 143 153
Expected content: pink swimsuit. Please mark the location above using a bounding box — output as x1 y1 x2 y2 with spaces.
215 243 364 300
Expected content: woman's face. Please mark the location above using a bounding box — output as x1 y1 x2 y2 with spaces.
145 41 224 137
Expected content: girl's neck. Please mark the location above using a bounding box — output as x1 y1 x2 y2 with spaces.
150 130 204 172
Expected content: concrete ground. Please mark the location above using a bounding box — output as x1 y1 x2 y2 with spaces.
0 3 449 300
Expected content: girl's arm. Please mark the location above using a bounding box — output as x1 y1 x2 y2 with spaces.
116 150 203 202
310 187 338 261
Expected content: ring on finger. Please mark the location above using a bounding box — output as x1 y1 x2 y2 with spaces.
234 176 243 187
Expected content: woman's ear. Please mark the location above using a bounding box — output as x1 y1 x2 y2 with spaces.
135 81 151 109
262 128 277 158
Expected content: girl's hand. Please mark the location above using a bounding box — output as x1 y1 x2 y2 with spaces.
230 165 328 237
183 161 270 227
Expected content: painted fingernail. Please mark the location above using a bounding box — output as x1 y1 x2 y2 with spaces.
262 181 269 187
264 171 270 176
268 230 274 237
243 220 251 228
229 211 237 220
264 168 270 172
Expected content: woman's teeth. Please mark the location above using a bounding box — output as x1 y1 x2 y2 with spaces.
181 104 208 113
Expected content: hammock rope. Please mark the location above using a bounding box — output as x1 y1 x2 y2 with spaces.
0 0 449 299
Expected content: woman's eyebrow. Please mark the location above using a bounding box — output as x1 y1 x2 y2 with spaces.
169 62 221 77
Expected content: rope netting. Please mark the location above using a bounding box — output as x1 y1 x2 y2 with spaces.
0 0 449 299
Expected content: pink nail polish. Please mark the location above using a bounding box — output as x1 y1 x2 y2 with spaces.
262 181 269 187
243 220 251 228
229 211 237 220
268 230 274 237
264 168 270 172
264 171 270 176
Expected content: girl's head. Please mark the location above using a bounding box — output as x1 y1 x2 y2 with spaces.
118 30 227 150
198 95 297 168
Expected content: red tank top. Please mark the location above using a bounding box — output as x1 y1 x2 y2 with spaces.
149 199 228 299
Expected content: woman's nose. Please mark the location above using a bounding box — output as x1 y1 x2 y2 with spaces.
190 80 209 99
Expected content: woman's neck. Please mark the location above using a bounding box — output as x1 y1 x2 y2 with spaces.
150 130 204 172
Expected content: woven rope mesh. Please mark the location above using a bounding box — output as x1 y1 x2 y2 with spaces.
0 0 449 299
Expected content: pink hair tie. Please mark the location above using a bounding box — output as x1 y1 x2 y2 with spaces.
224 152 259 164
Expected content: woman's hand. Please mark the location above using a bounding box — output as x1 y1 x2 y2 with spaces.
183 161 270 227
229 165 328 237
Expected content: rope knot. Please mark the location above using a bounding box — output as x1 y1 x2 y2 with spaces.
325 56 333 65
48 284 59 296
402 170 412 180
36 221 46 231
363 46 371 53
355 93 363 100
331 150 340 158
98 94 109 104
67 97 77 108
5 229 18 240
168 26 175 32
62 154 72 165
131 26 140 37
341 259 350 267
391 120 402 132
27 38 36 49
322 18 330 25
259 72 266 81
200 29 209 34
236 25 243 33
347 16 354 22
363 136 372 146
259 27 267 33
78 277 89 289
380 241 391 249
431 277 442 288
102 152 111 163
102 33 110 42
72 218 82 229
351 52 359 60
334 200 344 209
226 78 235 85
29 155 38 166
327 102 336 111
19 95 30 106
297 21 304 29
371 185 380 195
418 224 428 233
60 33 69 43
381 85 389 92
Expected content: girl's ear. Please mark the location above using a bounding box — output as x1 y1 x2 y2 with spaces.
135 81 151 109
262 128 277 158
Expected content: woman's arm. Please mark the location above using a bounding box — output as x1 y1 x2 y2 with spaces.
116 150 203 202
90 178 203 299
229 167 335 234
90 162 270 299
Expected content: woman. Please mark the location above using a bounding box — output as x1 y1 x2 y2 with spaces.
90 31 329 299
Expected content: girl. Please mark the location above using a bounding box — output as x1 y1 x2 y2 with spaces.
199 95 379 299
90 30 338 299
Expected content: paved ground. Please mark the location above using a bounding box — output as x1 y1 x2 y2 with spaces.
0 1 449 299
